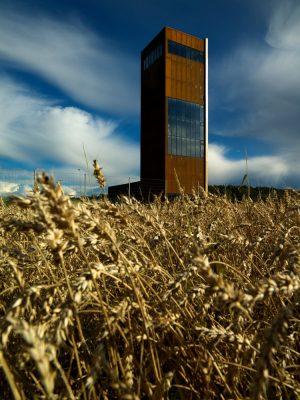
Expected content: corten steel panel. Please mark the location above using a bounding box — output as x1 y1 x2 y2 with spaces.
166 156 205 193
165 60 204 103
165 27 205 51
164 27 207 194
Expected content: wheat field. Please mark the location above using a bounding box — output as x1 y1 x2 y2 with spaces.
0 172 299 399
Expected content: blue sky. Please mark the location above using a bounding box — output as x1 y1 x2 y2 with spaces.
0 0 299 190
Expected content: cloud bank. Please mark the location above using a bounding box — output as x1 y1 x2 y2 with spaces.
0 76 139 178
208 144 289 187
0 2 299 189
0 9 139 115
210 0 300 187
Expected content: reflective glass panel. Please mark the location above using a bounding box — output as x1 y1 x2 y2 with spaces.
182 138 187 156
201 107 204 123
168 136 172 154
200 141 205 158
176 137 181 155
167 97 205 158
168 40 204 64
195 121 200 139
199 124 204 140
196 140 200 157
172 137 177 155
190 139 196 157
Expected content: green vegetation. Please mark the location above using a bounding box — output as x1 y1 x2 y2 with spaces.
0 174 299 399
208 185 291 202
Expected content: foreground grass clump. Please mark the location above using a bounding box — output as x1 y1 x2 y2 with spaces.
0 176 299 399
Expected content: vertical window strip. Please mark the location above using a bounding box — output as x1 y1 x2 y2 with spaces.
167 97 205 158
143 43 163 71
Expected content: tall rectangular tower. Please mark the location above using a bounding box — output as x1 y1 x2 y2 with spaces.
141 27 208 194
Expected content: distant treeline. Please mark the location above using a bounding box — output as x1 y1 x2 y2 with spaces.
208 185 296 201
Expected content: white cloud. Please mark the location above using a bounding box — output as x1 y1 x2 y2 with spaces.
0 181 32 196
208 144 289 187
210 0 300 187
266 0 300 50
0 181 20 194
60 185 77 197
0 76 139 179
0 9 139 115
0 2 298 190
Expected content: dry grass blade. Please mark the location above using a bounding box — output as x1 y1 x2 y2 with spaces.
0 166 299 398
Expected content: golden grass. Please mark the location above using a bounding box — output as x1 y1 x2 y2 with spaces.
0 173 299 399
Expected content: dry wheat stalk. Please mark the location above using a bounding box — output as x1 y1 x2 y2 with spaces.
0 165 299 398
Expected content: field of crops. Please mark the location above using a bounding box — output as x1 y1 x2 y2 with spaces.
0 173 299 399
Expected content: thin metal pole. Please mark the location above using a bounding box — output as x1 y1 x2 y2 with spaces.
204 37 209 193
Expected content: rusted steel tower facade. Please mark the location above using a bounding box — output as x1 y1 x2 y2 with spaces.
108 27 208 200
141 27 208 194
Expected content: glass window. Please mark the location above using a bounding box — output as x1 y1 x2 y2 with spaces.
194 104 199 124
196 104 200 122
201 141 204 157
182 138 187 156
173 42 177 56
186 46 191 60
170 98 174 119
168 136 172 154
168 40 204 63
184 101 189 123
175 100 180 121
175 99 181 120
200 106 204 123
195 140 200 157
186 118 191 140
200 140 205 158
144 43 163 70
190 48 195 61
171 138 176 155
199 124 204 141
167 97 205 158
182 121 187 138
191 103 196 121
177 119 182 139
180 101 185 121
180 44 186 58
191 139 196 157
195 121 200 139
171 98 176 118
168 40 175 55
176 136 181 155
186 139 190 156
191 120 196 140
171 116 176 137
188 139 193 157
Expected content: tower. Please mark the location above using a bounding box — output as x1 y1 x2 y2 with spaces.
108 27 208 200
141 27 208 195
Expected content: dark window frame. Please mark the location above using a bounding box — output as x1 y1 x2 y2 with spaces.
168 40 204 63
